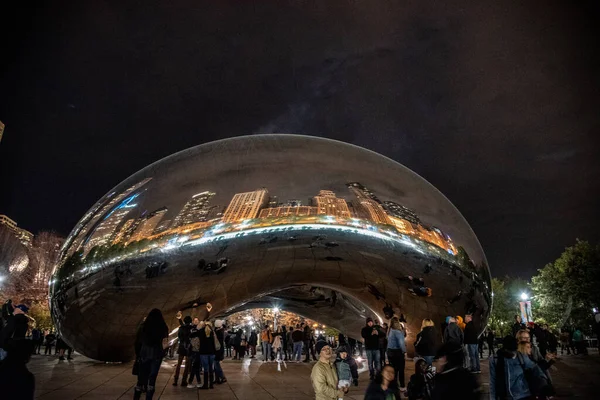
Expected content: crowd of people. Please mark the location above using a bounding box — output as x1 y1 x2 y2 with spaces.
2 295 598 400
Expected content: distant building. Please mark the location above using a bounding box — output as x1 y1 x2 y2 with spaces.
129 207 168 242
259 206 318 218
382 201 421 225
352 198 391 225
313 190 351 218
0 214 34 247
84 207 133 251
268 196 280 208
284 199 302 207
172 191 215 228
346 182 382 203
223 189 269 222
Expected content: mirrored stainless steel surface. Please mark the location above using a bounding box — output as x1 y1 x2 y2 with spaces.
50 134 491 361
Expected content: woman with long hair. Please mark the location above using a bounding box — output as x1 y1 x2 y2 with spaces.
134 309 168 400
386 317 407 392
364 364 401 400
415 319 438 366
198 321 216 389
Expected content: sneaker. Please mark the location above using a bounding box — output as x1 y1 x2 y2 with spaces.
187 384 195 389
196 384 202 388
400 387 407 392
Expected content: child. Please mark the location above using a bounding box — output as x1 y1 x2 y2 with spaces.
407 358 434 400
335 346 353 399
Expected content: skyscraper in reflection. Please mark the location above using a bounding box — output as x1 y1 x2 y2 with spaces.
382 201 421 225
172 191 215 228
83 195 139 252
313 190 351 218
346 183 390 224
112 219 136 245
223 189 269 222
129 207 168 242
346 182 382 204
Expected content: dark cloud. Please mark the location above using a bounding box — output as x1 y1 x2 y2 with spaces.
1 0 599 278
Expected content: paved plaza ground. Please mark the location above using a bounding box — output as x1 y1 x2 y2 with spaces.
28 350 600 399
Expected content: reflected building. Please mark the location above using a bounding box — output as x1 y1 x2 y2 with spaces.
222 189 269 222
84 207 134 252
347 182 382 203
172 191 215 228
383 201 421 225
112 219 136 245
313 190 351 218
259 206 318 218
128 207 168 243
153 219 172 235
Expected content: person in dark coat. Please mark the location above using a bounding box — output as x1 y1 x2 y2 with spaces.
463 314 480 373
511 315 526 337
0 304 29 361
431 342 480 400
415 319 438 366
172 316 192 386
364 364 401 400
133 309 168 400
486 330 495 357
361 317 385 380
247 329 257 359
198 321 216 389
0 339 35 400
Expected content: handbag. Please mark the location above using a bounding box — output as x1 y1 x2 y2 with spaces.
214 333 222 351
131 359 140 375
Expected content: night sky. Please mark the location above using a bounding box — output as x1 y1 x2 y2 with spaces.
1 1 599 278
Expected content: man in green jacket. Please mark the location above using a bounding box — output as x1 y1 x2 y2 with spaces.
311 340 347 400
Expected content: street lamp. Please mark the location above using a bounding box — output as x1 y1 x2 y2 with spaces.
520 293 529 301
273 307 280 313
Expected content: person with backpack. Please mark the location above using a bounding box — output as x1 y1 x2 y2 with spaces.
489 335 552 400
198 321 217 389
172 316 193 386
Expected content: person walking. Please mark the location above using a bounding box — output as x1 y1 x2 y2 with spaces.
261 325 273 362
463 314 480 373
311 340 346 400
361 317 385 380
364 365 401 400
133 309 168 400
213 320 227 384
415 319 438 366
572 327 586 355
198 321 217 389
172 316 192 386
272 330 283 361
386 317 407 392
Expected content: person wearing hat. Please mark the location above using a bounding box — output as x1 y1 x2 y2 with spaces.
311 340 347 400
0 304 29 361
335 345 353 398
489 335 552 400
430 341 480 400
213 320 228 384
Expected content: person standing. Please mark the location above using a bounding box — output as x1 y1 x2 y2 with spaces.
361 317 384 380
463 314 480 373
379 322 389 369
572 327 586 355
310 340 346 400
387 317 407 392
292 324 304 362
511 315 526 337
272 330 283 361
486 330 495 357
1 299 14 328
197 321 216 389
442 317 463 347
0 304 30 361
172 316 192 386
133 309 168 400
0 339 35 400
213 320 227 384
415 319 438 366
286 326 294 360
44 330 56 356
261 325 273 362
302 323 311 362
30 328 41 355
248 329 257 358
280 325 288 361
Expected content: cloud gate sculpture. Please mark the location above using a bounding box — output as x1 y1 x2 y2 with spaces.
50 135 491 361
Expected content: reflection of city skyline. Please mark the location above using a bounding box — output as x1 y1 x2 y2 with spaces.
72 180 457 258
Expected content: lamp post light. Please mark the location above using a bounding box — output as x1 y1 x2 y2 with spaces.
520 293 529 301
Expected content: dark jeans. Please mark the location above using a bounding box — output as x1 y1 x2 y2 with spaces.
200 354 215 377
387 349 405 387
189 352 202 384
467 344 480 372
44 345 53 355
380 348 386 368
135 358 161 399
214 358 224 379
488 342 495 357
174 353 190 383
366 349 381 377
